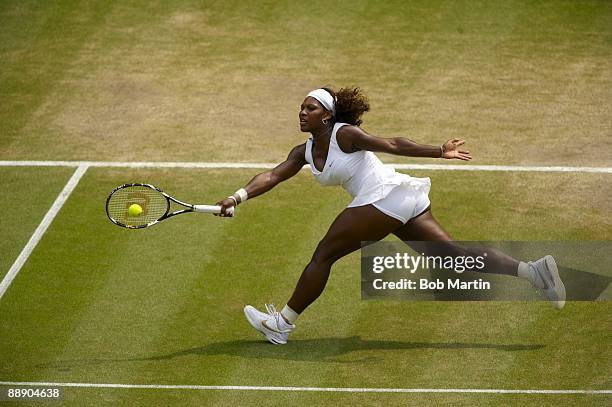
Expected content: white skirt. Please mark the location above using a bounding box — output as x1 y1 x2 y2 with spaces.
371 183 431 224
347 170 431 208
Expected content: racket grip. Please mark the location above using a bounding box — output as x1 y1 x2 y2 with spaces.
193 204 235 216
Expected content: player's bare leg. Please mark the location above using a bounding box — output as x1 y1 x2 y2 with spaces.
393 209 565 308
286 205 403 312
392 208 519 276
245 204 402 344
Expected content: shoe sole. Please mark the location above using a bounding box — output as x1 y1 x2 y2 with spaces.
544 255 566 310
243 306 286 345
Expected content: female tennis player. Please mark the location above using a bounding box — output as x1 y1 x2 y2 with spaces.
216 87 565 345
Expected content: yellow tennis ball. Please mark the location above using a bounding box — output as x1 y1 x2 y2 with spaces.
128 203 143 217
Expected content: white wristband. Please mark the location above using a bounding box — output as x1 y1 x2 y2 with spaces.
235 188 248 203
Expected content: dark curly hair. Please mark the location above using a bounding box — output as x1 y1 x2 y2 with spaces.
322 87 370 126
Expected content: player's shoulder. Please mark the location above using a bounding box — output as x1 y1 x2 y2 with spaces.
336 123 362 137
287 142 307 163
289 142 306 156
336 124 364 153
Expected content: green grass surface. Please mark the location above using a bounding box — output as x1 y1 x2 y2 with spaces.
1 0 611 164
0 0 611 405
0 169 610 406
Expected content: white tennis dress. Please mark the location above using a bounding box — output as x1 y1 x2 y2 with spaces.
304 122 432 223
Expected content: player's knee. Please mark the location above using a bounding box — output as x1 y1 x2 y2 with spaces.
311 240 342 265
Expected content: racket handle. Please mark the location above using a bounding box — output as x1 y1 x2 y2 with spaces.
193 204 235 216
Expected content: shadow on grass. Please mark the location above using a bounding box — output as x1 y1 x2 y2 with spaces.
35 336 544 369
138 337 544 363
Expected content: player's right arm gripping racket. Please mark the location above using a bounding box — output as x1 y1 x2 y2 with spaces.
106 183 234 229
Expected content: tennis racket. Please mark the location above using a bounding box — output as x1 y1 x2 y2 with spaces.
106 183 234 229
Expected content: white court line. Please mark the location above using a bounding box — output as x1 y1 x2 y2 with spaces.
0 165 88 300
0 160 610 173
0 381 609 395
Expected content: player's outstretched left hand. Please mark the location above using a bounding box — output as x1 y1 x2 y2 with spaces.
442 139 472 161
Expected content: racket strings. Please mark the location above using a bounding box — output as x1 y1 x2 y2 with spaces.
107 185 168 227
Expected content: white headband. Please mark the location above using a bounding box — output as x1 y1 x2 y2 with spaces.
306 89 336 116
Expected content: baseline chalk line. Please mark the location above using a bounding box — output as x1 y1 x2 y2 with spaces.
0 381 609 395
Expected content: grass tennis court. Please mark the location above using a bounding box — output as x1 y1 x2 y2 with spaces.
1 0 610 405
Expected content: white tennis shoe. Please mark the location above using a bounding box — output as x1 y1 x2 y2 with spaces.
244 304 295 345
529 255 566 309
